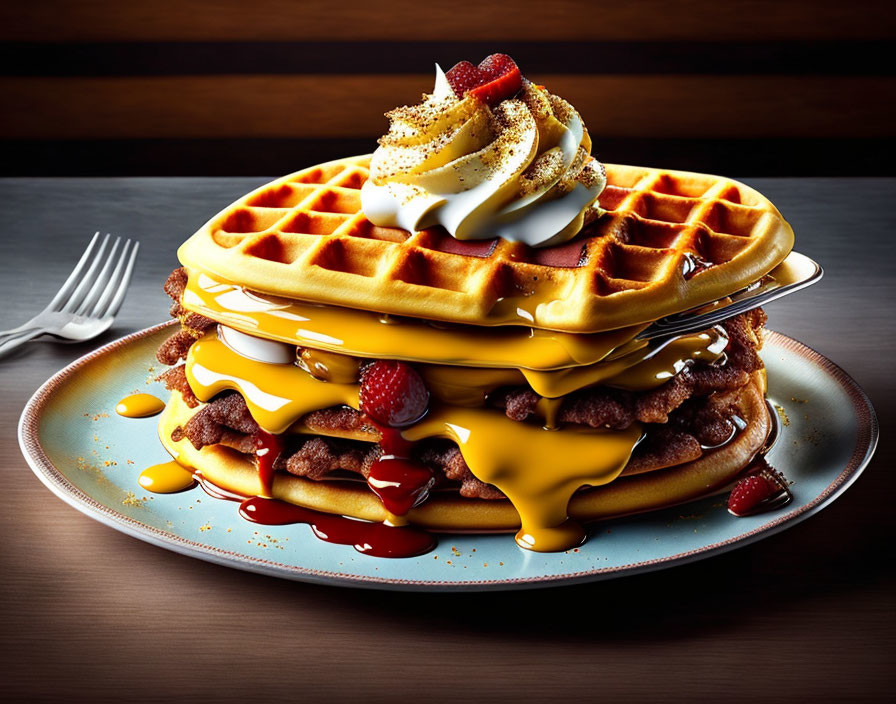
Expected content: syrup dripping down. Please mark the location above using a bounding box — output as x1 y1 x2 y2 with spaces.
255 429 284 497
368 457 436 516
366 421 435 516
196 465 436 558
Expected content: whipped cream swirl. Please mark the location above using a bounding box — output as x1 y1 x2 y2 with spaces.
361 66 606 248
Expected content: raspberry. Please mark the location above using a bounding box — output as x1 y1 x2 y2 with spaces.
446 53 522 107
727 475 777 517
360 360 430 428
445 61 481 96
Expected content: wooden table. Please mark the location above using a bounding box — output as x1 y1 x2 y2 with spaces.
1 177 893 702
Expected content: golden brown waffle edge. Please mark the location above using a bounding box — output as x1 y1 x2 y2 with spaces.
177 156 794 333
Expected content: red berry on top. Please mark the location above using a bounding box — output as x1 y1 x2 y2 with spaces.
445 61 481 96
360 360 430 428
727 475 776 516
470 54 522 104
446 53 523 107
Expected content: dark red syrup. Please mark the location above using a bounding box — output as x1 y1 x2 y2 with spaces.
239 496 436 558
366 420 434 516
374 423 414 456
255 430 284 495
367 457 435 515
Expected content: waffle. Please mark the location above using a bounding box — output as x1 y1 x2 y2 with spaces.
178 156 793 333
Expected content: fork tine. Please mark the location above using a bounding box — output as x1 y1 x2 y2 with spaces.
45 232 102 311
74 237 122 317
89 239 132 319
93 240 139 319
59 234 113 314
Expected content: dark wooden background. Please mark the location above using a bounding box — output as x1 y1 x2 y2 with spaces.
2 0 895 176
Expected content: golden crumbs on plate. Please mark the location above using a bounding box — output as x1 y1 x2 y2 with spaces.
122 491 146 507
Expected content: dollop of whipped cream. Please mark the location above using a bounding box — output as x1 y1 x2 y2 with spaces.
360 65 607 248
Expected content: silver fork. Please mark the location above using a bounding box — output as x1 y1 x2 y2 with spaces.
0 233 139 357
637 251 822 341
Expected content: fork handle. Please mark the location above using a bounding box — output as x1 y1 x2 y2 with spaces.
0 320 43 337
0 328 44 358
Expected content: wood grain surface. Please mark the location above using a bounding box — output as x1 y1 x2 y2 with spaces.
3 1 895 176
0 176 893 703
4 74 894 140
4 0 895 41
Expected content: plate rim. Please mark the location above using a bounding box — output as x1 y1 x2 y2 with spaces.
18 322 879 591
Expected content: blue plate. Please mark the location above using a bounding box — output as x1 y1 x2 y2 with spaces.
18 322 878 591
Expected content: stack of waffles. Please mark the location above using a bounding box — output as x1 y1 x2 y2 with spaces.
156 155 792 553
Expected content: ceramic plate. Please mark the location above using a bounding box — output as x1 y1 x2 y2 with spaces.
19 322 878 591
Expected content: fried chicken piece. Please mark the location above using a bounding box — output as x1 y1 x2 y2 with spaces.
157 365 199 407
155 267 216 364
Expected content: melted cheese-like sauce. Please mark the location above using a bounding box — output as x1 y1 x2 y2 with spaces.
177 328 725 551
139 461 196 493
116 393 166 418
181 270 647 370
404 407 642 551
419 328 726 405
184 334 359 434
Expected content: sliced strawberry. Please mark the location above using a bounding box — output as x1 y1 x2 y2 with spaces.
446 53 522 106
469 54 522 105
360 360 430 428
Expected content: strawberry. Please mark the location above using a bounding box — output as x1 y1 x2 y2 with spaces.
727 475 777 516
446 53 522 106
360 360 430 428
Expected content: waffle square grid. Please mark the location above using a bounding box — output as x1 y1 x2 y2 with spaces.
177 155 793 333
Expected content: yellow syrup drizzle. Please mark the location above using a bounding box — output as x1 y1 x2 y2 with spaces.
403 407 642 552
521 328 727 397
535 397 563 430
181 269 647 370
184 333 360 434
416 327 727 406
116 393 166 418
419 366 520 406
139 461 196 493
604 330 727 390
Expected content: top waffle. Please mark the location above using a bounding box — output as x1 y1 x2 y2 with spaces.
177 156 793 333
